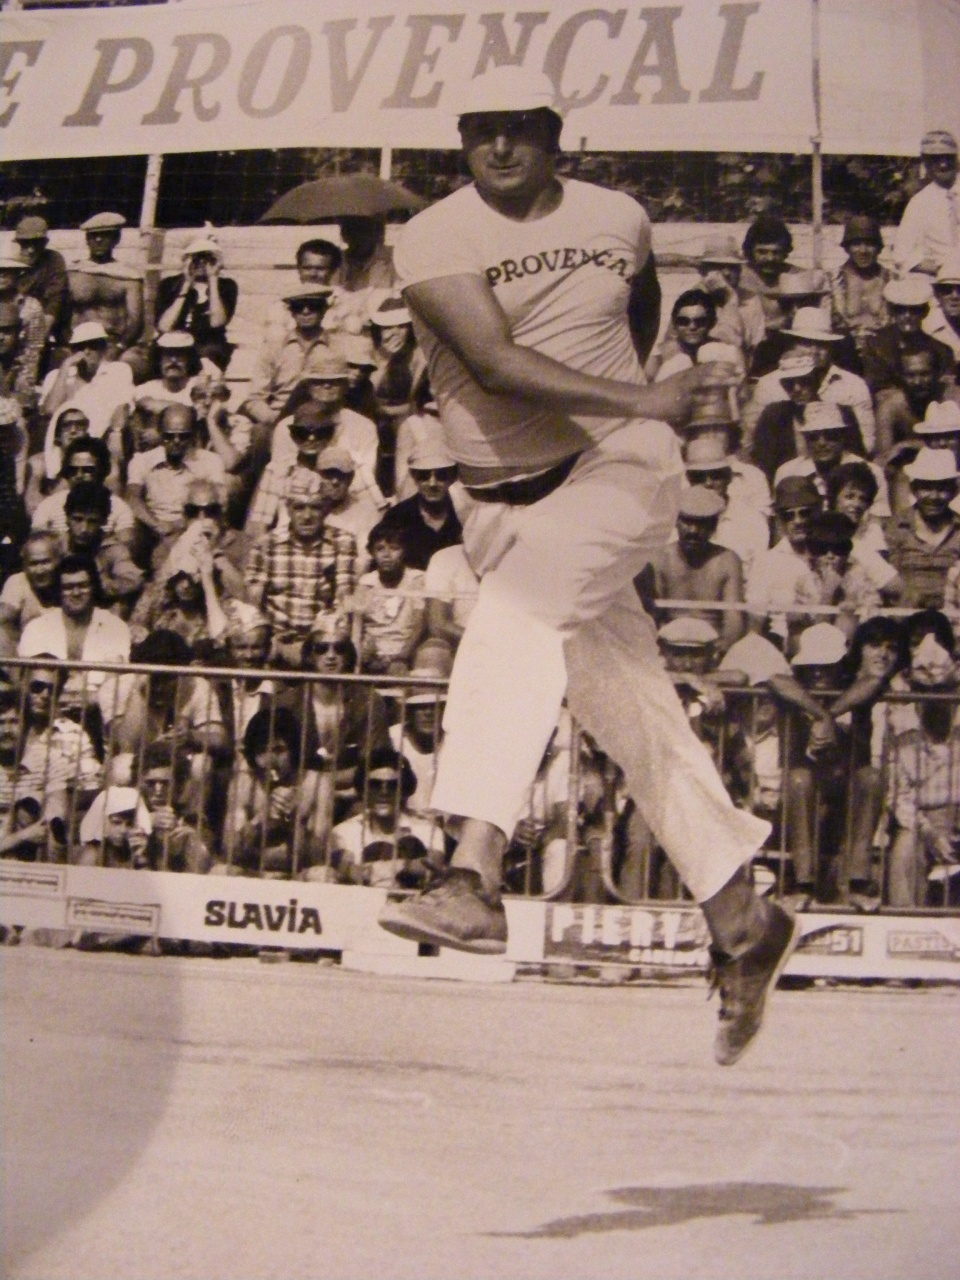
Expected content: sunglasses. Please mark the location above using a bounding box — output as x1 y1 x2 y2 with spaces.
778 507 817 522
29 680 56 693
290 424 334 442
184 502 222 518
288 300 326 313
674 315 710 328
411 467 457 481
368 778 401 790
935 283 960 296
312 640 349 654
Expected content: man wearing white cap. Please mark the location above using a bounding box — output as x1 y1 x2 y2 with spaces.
314 444 382 551
68 212 144 367
241 283 334 429
772 401 890 520
13 215 69 349
742 308 875 453
380 66 796 1067
888 447 960 607
683 434 769 582
924 250 960 360
862 276 955 397
155 233 237 372
378 440 462 570
893 130 960 277
38 319 133 446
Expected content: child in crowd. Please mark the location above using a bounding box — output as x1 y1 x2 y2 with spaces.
354 521 425 674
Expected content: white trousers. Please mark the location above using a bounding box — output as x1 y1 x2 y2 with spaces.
431 419 770 904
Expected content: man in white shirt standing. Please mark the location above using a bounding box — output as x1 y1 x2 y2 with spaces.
377 67 797 1067
894 130 960 277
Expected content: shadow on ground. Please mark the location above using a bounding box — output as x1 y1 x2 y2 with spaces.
495 1182 896 1238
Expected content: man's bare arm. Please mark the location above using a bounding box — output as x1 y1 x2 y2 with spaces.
404 275 731 428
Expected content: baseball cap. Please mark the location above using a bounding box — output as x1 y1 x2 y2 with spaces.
80 211 125 232
453 66 562 122
840 215 883 248
285 466 324 501
920 129 958 156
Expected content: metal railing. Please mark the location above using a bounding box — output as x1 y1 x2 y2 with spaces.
2 654 960 916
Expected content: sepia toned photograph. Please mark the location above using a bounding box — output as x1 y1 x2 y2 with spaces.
1 1 959 1277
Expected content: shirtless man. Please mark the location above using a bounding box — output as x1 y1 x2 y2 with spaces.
638 487 746 653
68 213 144 369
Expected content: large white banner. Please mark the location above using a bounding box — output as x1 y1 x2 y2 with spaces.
3 0 819 159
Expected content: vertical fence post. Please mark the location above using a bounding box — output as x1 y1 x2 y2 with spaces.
810 0 824 269
139 153 165 338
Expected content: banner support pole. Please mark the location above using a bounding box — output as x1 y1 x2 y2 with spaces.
811 0 824 269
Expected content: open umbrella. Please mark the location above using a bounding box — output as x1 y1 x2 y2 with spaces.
260 174 427 223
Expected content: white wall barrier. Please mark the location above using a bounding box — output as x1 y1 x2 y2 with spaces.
4 861 960 982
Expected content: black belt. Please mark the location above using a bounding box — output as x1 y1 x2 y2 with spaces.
465 454 580 506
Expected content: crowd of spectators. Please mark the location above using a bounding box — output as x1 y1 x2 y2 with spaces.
2 127 960 926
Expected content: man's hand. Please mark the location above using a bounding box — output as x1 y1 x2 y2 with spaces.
636 362 739 427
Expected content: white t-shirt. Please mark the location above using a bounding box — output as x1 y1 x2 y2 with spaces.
423 544 480 631
395 178 651 474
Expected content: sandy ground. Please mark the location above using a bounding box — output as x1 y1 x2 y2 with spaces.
3 947 960 1280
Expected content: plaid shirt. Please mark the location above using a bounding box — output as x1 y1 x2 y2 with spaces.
246 525 357 637
890 705 960 831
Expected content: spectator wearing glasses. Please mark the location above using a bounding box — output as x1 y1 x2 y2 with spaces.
773 401 890 519
16 660 103 816
246 468 357 667
379 441 462 571
213 601 277 775
259 238 343 359
26 403 91 515
248 350 383 540
155 234 238 373
297 608 391 824
746 476 821 647
682 434 769 583
742 308 875 455
794 511 882 639
331 747 444 888
314 444 383 554
924 251 960 362
135 739 213 875
38 321 133 459
862 276 955 398
128 536 229 659
125 403 226 569
647 290 742 384
31 433 134 546
241 283 334 431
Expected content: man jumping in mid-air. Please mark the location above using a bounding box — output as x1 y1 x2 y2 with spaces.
378 68 798 1065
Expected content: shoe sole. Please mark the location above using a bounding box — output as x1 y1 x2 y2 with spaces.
378 907 508 956
716 906 801 1067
